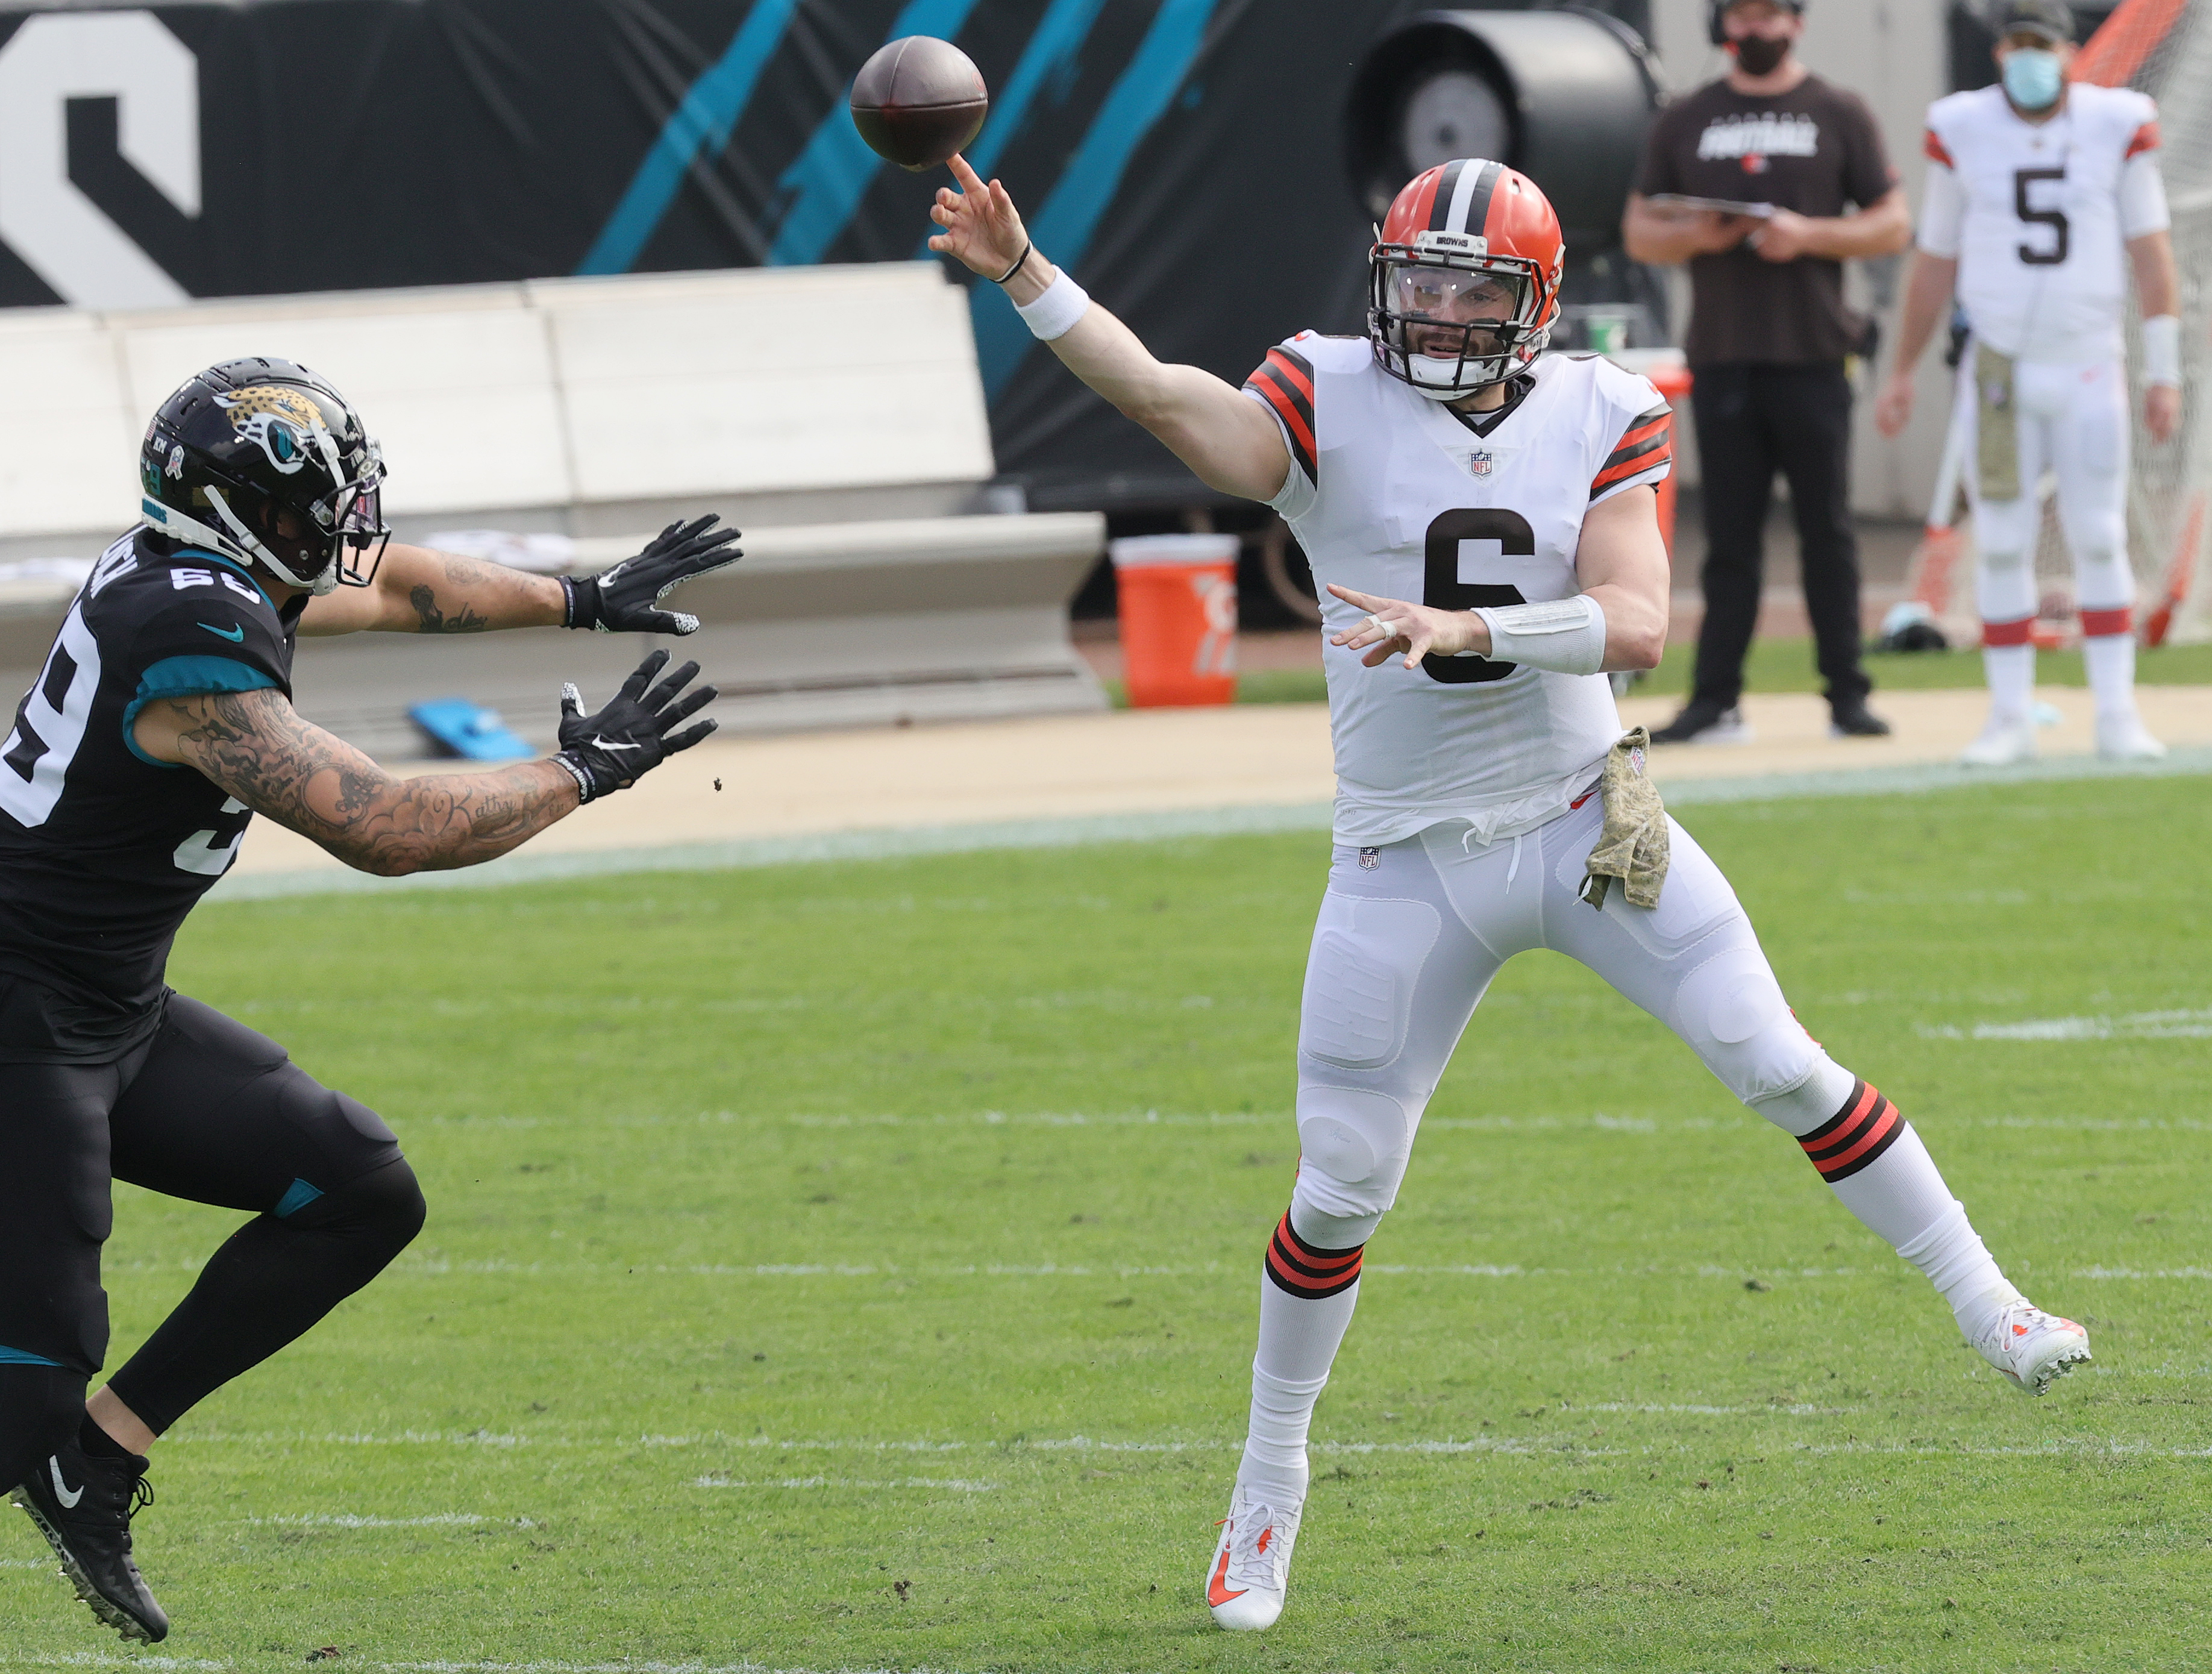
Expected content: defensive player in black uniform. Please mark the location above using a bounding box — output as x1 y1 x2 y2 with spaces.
0 358 741 1642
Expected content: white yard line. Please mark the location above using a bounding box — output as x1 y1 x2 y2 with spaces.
1920 1005 2212 1041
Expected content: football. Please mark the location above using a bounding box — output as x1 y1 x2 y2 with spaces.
849 35 989 172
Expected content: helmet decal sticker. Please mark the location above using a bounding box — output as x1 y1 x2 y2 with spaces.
215 384 330 477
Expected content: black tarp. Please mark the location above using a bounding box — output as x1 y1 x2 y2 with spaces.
0 0 1651 509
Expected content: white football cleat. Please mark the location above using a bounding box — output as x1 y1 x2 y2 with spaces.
1205 1487 1302 1631
1960 715 2037 766
1973 1300 2091 1394
2096 713 2167 762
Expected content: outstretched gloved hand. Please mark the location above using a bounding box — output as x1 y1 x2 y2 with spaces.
551 650 718 803
562 515 743 635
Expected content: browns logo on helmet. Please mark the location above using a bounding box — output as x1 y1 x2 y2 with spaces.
1368 158 1566 402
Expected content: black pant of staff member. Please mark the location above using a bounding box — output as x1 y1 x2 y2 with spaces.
1622 0 1913 742
0 356 738 1644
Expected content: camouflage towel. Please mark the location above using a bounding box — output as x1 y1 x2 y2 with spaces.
1578 727 1670 911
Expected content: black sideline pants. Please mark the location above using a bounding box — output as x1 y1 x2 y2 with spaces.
1687 362 1870 710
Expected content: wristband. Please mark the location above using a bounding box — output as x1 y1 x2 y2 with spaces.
992 239 1032 285
1014 269 1090 342
550 750 598 803
560 575 589 630
1470 596 1607 677
2142 314 2182 388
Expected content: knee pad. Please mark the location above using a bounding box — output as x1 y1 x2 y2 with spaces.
1670 946 1820 1108
286 1156 426 1268
1293 1084 1412 1221
1972 546 2037 625
2070 546 2135 614
1744 1050 1858 1138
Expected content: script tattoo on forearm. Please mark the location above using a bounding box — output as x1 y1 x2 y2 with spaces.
168 689 575 876
409 584 492 634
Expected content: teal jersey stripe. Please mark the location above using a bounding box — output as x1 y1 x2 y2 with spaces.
124 655 279 767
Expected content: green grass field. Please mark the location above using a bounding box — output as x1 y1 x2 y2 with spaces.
1218 636 2212 706
3 775 2208 1671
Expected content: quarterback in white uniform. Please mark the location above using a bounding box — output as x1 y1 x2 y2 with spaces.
1876 0 2181 763
932 151 2088 1632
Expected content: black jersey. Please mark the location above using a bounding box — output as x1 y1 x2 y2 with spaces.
0 531 302 1057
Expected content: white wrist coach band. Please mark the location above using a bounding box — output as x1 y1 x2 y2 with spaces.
2142 314 2182 388
1469 596 1608 677
1014 269 1090 341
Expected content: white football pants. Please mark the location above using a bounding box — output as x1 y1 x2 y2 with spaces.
1289 793 1856 1243
1955 354 2135 632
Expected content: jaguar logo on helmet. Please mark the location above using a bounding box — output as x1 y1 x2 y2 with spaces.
215 384 337 478
1368 158 1565 403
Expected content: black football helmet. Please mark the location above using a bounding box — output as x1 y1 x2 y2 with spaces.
138 357 389 595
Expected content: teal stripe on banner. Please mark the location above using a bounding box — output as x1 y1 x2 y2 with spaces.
910 0 1109 258
765 0 985 268
576 0 801 276
972 0 1219 394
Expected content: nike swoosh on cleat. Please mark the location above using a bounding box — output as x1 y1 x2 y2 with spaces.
1208 1544 1245 1606
49 1457 83 1509
197 621 245 642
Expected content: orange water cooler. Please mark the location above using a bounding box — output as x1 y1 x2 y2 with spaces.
1109 534 1240 707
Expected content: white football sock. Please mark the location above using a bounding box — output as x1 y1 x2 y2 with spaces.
1981 642 2034 724
2081 632 2138 721
1896 1199 2022 1344
1237 1214 1365 1505
1761 1067 2021 1340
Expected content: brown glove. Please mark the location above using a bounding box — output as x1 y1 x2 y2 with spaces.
1579 727 1670 911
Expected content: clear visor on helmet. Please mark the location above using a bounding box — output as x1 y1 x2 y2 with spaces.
1388 265 1530 362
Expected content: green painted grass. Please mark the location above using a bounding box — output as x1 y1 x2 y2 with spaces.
2 776 2208 1670
1191 638 2212 707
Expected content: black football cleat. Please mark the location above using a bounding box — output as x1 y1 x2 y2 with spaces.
10 1432 169 1642
1828 698 1893 738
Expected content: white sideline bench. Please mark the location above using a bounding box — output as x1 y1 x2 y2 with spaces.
0 266 1108 750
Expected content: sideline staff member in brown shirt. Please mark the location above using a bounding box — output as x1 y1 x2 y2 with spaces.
1626 0 1910 744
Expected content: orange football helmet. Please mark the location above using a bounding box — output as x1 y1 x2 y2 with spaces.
1369 158 1565 400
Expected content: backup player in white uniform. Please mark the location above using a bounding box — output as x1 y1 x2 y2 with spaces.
931 150 2089 1632
1876 0 2181 764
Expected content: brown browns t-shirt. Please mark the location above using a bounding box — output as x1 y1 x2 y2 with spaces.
1635 74 1897 366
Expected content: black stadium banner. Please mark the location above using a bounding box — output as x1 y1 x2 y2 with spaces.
0 0 1656 510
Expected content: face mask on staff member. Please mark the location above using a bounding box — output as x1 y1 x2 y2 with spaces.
1720 0 1802 80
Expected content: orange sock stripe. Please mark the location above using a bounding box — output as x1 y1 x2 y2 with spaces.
2080 607 2133 638
1265 1213 1364 1298
1797 1079 1907 1181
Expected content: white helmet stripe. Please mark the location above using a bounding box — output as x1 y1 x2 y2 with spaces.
1444 157 1485 234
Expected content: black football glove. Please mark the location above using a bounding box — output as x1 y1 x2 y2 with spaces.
550 650 718 803
562 515 743 635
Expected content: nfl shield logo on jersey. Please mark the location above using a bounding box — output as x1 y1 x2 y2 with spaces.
1468 450 1493 478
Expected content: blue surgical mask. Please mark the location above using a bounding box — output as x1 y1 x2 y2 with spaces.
2002 48 2064 111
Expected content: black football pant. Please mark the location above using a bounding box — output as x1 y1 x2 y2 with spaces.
0 994 423 1494
1687 361 1871 711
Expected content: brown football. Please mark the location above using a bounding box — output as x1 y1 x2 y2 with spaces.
850 36 989 173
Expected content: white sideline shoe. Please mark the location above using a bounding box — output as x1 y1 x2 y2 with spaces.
1973 1300 2091 1394
2096 713 2167 762
1960 715 2038 766
1206 1486 1301 1631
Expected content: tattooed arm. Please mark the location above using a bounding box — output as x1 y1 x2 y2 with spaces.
132 688 579 876
298 542 566 637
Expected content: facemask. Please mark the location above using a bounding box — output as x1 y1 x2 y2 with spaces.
1732 34 1790 77
2002 48 2064 111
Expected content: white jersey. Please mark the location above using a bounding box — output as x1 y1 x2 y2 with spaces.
1242 335 1671 847
1919 83 2168 365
